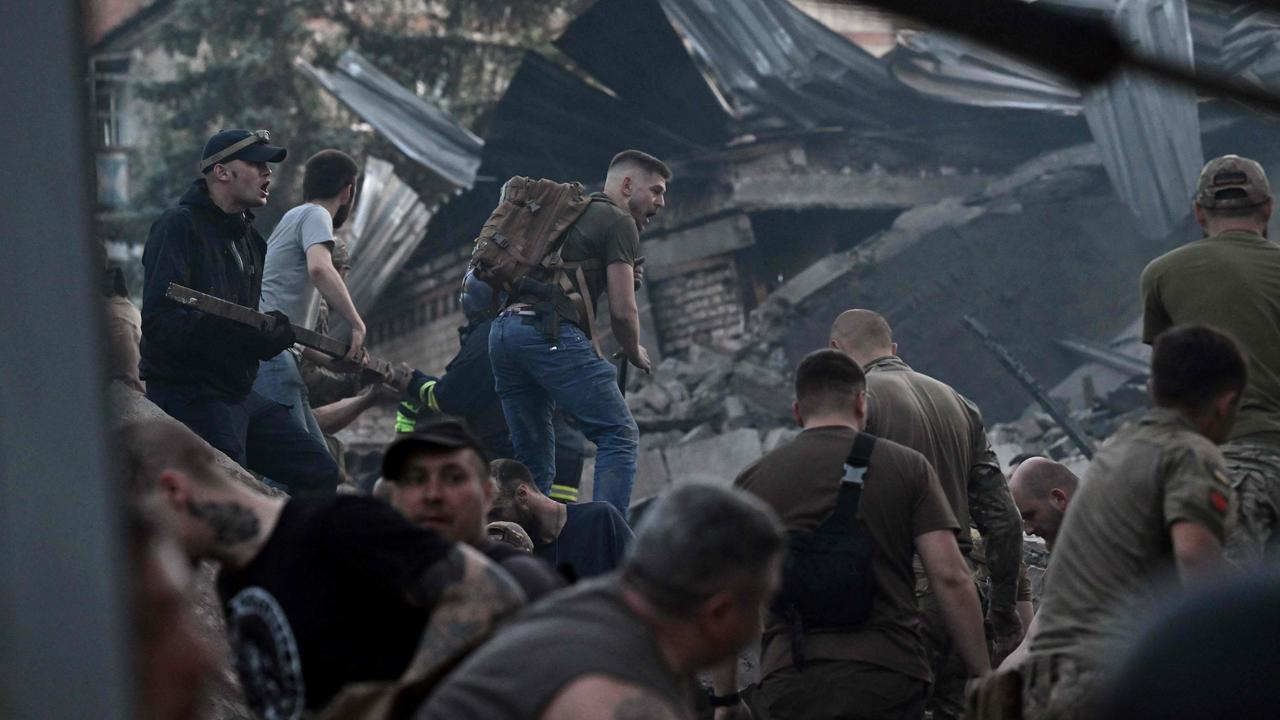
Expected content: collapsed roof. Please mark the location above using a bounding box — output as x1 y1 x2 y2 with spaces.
297 49 483 195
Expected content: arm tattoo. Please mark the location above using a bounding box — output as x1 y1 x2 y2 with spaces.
184 499 260 545
612 692 681 720
401 549 525 687
407 545 469 609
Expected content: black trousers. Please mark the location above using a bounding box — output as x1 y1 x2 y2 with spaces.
147 380 341 496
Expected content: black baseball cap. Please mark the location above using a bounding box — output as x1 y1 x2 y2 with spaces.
199 129 287 174
382 419 491 481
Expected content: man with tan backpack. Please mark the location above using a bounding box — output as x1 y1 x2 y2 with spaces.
473 150 669 518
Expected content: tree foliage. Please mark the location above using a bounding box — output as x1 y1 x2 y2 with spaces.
137 0 590 225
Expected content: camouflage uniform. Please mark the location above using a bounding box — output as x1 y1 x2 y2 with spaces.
1220 438 1280 564
1021 408 1235 720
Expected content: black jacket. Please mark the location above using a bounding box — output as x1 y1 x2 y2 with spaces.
140 179 267 398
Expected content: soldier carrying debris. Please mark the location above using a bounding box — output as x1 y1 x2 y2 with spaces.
139 129 342 495
1142 154 1280 564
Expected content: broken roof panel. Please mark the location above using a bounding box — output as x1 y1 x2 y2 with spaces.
654 0 926 131
555 0 939 142
481 50 701 183
298 50 483 192
1081 0 1202 239
325 156 433 339
889 32 1082 112
552 0 730 146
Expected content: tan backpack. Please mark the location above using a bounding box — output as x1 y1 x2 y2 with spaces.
468 176 604 355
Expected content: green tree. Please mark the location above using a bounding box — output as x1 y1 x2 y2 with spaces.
138 0 590 226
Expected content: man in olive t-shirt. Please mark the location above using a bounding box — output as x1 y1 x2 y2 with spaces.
1021 326 1242 720
1141 154 1280 563
489 150 669 518
717 350 989 720
830 309 1024 718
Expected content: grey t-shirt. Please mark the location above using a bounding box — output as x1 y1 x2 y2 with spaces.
259 203 333 327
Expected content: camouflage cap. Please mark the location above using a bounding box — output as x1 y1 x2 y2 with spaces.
1196 155 1271 209
487 521 534 552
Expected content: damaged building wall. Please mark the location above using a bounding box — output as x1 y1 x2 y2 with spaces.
779 159 1194 422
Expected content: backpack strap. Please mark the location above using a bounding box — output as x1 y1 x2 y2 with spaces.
846 432 876 468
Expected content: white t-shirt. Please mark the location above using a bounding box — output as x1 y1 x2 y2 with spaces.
259 203 333 328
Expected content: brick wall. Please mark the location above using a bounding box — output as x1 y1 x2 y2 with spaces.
649 255 746 354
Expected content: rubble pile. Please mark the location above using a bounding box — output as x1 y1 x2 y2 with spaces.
617 299 803 500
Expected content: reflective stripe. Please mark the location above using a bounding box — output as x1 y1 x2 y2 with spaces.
396 401 421 433
549 484 579 502
425 382 440 412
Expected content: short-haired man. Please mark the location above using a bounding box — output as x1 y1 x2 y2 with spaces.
420 483 785 720
380 420 564 602
254 149 367 446
489 149 670 517
140 129 341 495
1021 325 1242 719
1142 154 1280 563
723 349 989 719
118 418 524 719
1010 457 1081 550
489 458 633 582
830 308 1022 715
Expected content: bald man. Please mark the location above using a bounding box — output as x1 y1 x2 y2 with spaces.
831 309 1024 719
1010 458 1080 550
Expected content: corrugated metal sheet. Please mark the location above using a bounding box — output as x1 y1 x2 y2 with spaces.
890 32 1082 112
297 50 483 192
1082 0 1202 238
655 0 927 131
324 156 433 338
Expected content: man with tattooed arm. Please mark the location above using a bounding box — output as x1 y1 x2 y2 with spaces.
117 419 525 719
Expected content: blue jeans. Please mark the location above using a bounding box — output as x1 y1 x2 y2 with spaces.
489 313 638 516
252 351 326 446
146 380 340 496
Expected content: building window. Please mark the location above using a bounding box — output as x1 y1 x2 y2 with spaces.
92 55 131 149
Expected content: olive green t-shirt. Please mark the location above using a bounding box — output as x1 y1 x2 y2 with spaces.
1141 231 1280 440
863 355 1002 546
1028 408 1235 670
735 425 959 682
541 192 639 328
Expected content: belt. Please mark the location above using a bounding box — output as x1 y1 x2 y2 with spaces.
500 307 538 317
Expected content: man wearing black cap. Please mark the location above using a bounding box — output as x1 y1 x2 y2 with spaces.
381 421 565 602
140 129 342 495
118 418 525 719
1142 154 1280 563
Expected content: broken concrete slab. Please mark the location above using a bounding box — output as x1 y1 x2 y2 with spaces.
661 428 763 486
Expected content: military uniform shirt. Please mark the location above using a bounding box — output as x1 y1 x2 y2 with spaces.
1028 408 1235 671
736 425 958 681
1142 231 1280 440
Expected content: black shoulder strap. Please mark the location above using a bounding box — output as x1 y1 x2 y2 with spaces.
846 432 876 468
